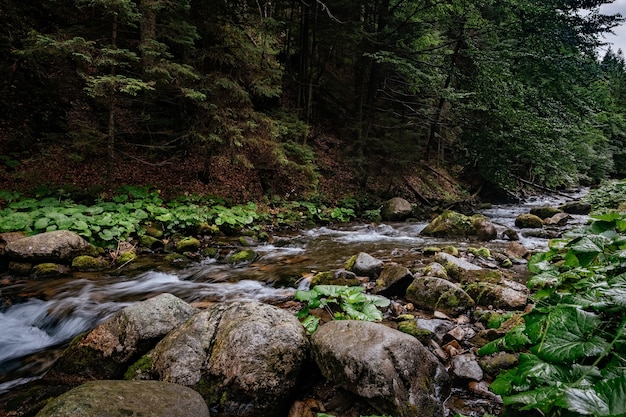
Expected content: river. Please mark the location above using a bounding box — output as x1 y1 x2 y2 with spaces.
0 191 589 396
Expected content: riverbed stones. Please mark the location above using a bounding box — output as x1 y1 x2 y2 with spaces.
380 197 413 221
47 293 196 382
150 301 308 417
514 213 543 228
311 320 450 417
464 281 528 309
35 380 209 417
5 230 96 263
373 262 414 295
434 252 482 282
451 353 484 382
530 206 562 219
406 276 475 316
420 210 498 241
350 252 384 279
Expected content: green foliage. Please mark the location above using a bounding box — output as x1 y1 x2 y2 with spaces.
484 211 626 416
583 179 626 212
295 285 390 333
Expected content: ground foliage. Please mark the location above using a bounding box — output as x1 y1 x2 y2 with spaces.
482 181 626 416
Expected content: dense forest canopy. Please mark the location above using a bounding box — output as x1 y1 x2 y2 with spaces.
1 0 626 202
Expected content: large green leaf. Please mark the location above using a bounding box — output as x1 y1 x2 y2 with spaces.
564 376 626 416
533 307 609 362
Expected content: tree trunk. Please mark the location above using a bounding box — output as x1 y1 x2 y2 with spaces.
106 13 119 189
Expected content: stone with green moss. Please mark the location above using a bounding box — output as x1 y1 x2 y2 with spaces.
197 223 220 235
226 249 257 263
311 270 360 286
72 255 110 271
8 261 33 276
115 250 137 266
165 253 190 268
442 246 458 256
468 247 491 258
31 262 67 279
420 210 473 237
406 276 475 316
202 247 218 258
514 213 544 228
176 237 201 253
145 224 164 238
397 320 434 345
530 206 562 219
422 246 441 255
125 354 154 380
343 254 357 270
140 235 163 250
500 258 513 268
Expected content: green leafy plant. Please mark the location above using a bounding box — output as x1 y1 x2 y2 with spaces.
482 211 626 416
295 285 390 333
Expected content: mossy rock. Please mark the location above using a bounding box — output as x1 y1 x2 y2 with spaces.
8 261 33 275
468 247 491 258
225 249 257 263
139 235 163 250
530 206 562 219
421 210 473 237
514 213 544 228
202 247 219 258
124 354 155 380
343 254 357 270
72 255 110 272
422 246 441 255
397 320 433 345
311 270 360 286
115 250 137 266
197 223 221 235
419 262 448 280
145 224 164 239
406 277 475 316
461 269 505 284
164 253 191 268
442 246 459 256
176 237 201 253
31 263 67 279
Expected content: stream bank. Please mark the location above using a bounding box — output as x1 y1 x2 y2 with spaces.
0 190 590 416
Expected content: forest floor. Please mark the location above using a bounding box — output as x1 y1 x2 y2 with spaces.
0 132 475 208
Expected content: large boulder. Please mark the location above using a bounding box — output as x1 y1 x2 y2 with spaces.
35 380 209 417
310 320 449 417
349 252 384 279
406 276 475 316
434 252 482 282
48 293 196 382
380 197 413 221
5 230 96 263
421 210 498 241
514 213 544 228
150 301 308 417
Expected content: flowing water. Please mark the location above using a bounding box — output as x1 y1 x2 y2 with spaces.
0 191 589 396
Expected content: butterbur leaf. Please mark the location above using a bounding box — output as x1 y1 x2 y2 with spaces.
301 315 319 333
564 376 626 416
534 307 609 362
504 386 563 410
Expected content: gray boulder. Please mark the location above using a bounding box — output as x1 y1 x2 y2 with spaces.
48 293 196 381
5 230 96 263
150 301 308 417
350 252 384 279
380 197 413 221
35 380 209 417
434 252 481 282
406 276 475 316
310 320 449 417
514 213 544 228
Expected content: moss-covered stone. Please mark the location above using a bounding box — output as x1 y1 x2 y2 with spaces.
140 235 163 250
145 224 164 238
164 253 190 268
421 210 473 237
8 261 33 275
197 223 221 235
124 354 154 380
71 255 110 271
31 262 67 279
442 246 458 256
397 321 434 345
514 213 544 228
115 250 137 266
422 246 441 255
176 237 201 253
468 247 491 258
202 247 218 258
461 269 504 284
530 206 562 219
500 258 513 268
343 254 357 271
225 249 257 263
311 270 360 286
